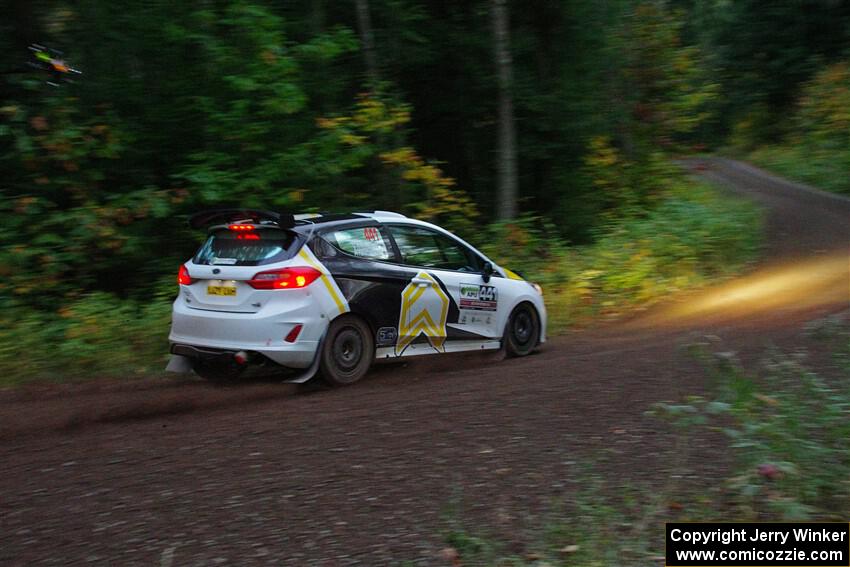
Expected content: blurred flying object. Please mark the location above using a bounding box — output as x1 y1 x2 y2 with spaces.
27 43 81 86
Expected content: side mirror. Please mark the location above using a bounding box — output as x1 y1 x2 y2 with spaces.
482 261 494 283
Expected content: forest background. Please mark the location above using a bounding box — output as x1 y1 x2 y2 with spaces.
2 0 848 381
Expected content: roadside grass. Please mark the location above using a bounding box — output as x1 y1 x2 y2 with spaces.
0 283 173 385
749 145 850 197
438 317 850 566
0 175 761 385
439 475 677 567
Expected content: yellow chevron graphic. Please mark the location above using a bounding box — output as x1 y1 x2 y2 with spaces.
396 272 449 355
298 247 347 315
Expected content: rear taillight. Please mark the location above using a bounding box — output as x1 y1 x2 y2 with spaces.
247 267 321 290
178 264 193 285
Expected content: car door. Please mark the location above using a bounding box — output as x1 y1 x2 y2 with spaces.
313 224 421 354
386 224 504 344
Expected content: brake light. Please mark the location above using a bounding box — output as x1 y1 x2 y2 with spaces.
229 224 255 231
247 267 321 290
178 264 193 285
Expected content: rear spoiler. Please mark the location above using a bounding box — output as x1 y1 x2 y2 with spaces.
188 209 296 230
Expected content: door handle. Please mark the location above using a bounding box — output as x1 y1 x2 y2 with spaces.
411 278 431 287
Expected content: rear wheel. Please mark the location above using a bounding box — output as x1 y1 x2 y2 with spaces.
193 360 244 384
320 316 375 386
504 303 540 357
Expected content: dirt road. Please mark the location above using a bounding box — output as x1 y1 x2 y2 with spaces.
1 159 848 566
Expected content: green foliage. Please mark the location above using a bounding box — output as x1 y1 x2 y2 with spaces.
0 284 173 384
725 104 775 153
748 62 850 196
0 95 178 309
175 4 358 207
655 330 850 520
440 470 670 566
691 0 850 143
316 92 481 237
475 215 571 288
796 62 850 148
582 136 681 219
617 2 720 153
748 145 850 196
0 1 361 312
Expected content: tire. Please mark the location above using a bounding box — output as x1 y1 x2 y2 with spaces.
319 315 375 386
192 360 244 384
504 303 540 358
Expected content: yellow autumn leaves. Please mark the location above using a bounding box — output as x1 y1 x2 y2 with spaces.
317 93 479 235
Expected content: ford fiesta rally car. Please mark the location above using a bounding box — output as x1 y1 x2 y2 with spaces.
166 209 546 385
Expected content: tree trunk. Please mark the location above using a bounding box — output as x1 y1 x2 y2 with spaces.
354 0 379 85
491 0 518 220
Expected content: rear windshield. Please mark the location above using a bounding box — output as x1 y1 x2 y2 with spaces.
193 228 302 266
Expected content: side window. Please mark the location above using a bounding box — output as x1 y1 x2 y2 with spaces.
389 225 482 272
323 226 392 261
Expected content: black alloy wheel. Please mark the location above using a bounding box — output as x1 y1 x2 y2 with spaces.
320 316 375 386
504 303 540 357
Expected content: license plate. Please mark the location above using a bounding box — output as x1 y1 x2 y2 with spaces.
207 285 236 296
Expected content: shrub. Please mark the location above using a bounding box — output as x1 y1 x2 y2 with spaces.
0 283 173 385
654 327 850 520
748 61 850 196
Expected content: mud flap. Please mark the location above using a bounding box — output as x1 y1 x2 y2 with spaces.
165 354 193 374
282 331 326 384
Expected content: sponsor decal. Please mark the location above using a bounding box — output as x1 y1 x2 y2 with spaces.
377 326 398 345
459 283 498 312
396 272 449 355
459 313 493 326
363 227 379 241
211 257 237 265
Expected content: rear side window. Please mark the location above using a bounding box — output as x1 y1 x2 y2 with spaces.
194 228 301 266
324 226 392 261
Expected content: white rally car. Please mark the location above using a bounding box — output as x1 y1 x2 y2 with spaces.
167 210 546 385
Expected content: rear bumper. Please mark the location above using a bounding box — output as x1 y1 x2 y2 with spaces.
169 296 326 368
170 344 240 362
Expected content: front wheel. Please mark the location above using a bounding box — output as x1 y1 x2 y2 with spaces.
504 303 540 357
319 316 375 386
